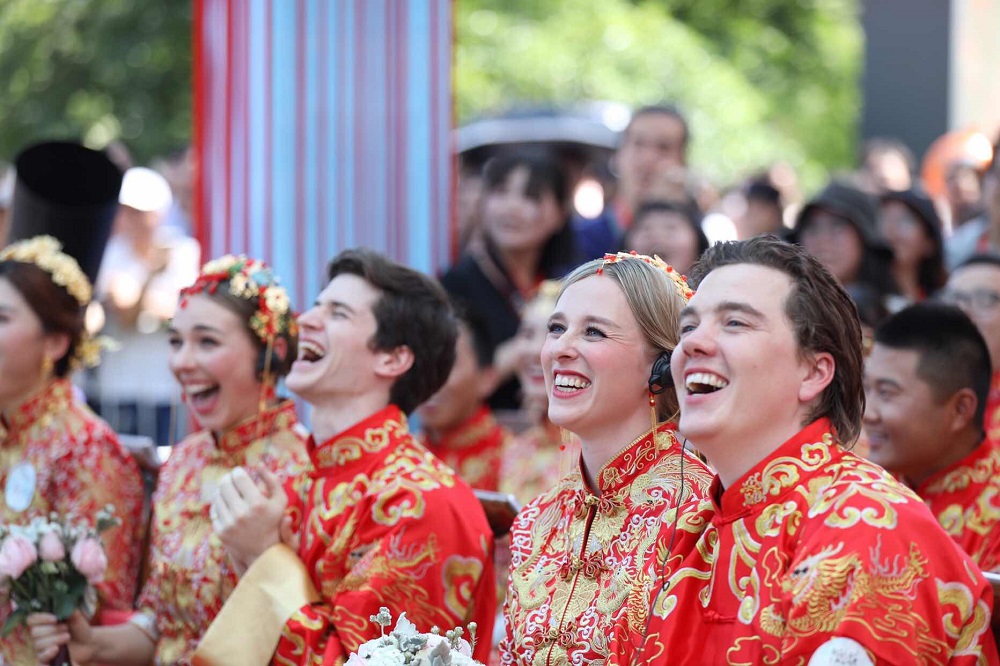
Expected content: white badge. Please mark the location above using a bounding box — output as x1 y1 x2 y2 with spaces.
5 462 37 512
809 637 874 666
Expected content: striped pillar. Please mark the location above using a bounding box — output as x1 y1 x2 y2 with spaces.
193 0 454 309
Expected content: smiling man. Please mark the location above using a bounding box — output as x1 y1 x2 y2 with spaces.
864 303 1000 572
615 236 999 665
195 249 495 666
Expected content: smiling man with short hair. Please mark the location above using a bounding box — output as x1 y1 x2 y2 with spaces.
613 236 999 666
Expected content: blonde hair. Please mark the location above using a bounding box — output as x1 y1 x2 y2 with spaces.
558 257 686 421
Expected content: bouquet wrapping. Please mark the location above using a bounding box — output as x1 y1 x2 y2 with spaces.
346 607 483 666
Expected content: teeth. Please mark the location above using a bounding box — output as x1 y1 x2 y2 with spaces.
685 372 728 393
299 341 325 362
184 383 214 396
554 374 591 390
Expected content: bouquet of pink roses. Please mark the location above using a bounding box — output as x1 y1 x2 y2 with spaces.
0 506 119 664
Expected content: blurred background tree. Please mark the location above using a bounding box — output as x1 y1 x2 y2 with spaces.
0 0 191 164
456 0 862 188
0 0 860 187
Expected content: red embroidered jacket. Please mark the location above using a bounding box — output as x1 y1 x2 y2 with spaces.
420 405 509 491
0 379 144 666
500 423 713 666
135 400 309 665
916 441 1000 573
273 405 496 665
610 419 999 666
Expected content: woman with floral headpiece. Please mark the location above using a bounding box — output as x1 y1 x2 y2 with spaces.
29 255 309 666
499 253 714 666
0 235 145 666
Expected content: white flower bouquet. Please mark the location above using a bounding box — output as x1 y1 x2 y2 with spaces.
346 607 483 666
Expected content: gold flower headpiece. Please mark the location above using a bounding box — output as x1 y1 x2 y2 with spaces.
180 255 297 342
0 235 115 370
0 235 92 305
598 251 695 302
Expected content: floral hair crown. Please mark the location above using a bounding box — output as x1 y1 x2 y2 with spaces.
0 235 116 370
597 251 695 302
179 255 297 342
0 235 92 306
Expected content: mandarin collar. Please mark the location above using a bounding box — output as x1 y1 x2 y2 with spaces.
713 418 835 519
916 438 997 496
577 422 680 498
425 405 498 450
212 399 299 454
308 404 407 471
0 379 73 441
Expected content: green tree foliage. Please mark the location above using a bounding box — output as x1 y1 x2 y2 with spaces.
456 0 861 187
0 0 191 164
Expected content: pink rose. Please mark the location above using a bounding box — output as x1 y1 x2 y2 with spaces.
39 531 66 562
0 534 38 580
70 538 108 583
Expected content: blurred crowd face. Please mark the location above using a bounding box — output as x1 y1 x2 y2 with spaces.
168 293 261 434
626 209 701 275
739 199 784 239
945 163 984 225
513 296 555 418
482 166 564 256
944 264 1000 370
542 275 654 446
0 277 62 413
416 324 485 435
616 113 686 210
863 150 912 193
797 210 864 285
879 201 933 269
863 344 953 485
985 157 1000 224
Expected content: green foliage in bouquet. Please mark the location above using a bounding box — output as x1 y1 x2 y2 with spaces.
0 505 119 637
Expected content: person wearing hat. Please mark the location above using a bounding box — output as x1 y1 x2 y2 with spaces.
92 166 200 447
790 180 897 328
878 188 948 303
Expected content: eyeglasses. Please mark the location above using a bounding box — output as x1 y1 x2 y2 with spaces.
939 289 1000 310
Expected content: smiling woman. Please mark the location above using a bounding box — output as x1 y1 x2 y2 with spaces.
27 255 309 666
0 236 144 666
500 252 713 666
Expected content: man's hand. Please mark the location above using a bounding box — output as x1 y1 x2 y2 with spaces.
27 611 96 666
210 467 287 572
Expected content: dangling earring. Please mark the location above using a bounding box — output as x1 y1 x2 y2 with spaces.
649 391 659 445
40 356 54 379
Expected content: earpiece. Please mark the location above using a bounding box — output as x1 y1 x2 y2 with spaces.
648 352 673 395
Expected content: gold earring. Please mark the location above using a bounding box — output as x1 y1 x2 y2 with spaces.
649 391 659 441
41 356 54 378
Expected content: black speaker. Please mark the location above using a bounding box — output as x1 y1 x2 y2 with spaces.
648 352 673 395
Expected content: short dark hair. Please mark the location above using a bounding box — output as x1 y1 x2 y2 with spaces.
328 248 457 414
875 303 991 430
690 235 865 445
450 299 494 369
629 199 709 257
625 105 690 150
0 261 83 378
